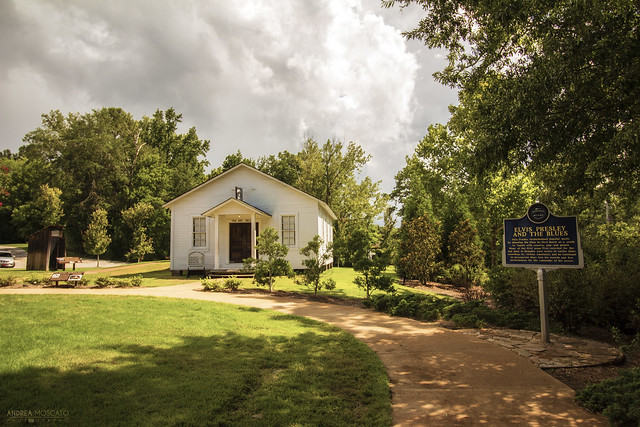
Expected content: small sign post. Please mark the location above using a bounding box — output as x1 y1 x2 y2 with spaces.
503 203 583 343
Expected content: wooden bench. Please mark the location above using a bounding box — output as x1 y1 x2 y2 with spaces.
49 272 84 286
187 252 205 278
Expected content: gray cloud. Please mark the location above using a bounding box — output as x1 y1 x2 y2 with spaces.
0 0 457 194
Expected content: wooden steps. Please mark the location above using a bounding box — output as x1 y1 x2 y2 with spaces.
206 270 254 279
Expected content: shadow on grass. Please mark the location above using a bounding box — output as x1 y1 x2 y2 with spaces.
0 332 390 426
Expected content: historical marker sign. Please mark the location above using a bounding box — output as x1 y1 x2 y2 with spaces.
503 203 584 343
503 203 583 269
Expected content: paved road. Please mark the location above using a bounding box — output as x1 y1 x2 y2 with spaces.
1 283 605 426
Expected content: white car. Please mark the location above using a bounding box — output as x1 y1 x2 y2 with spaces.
0 251 15 268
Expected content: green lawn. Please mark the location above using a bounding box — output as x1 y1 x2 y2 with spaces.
227 266 443 300
0 261 196 288
1 262 443 301
0 295 392 426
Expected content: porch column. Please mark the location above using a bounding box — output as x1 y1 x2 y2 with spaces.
214 214 219 270
251 213 257 259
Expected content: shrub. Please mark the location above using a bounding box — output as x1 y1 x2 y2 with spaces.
95 277 117 288
462 287 490 302
547 221 640 333
611 327 640 358
201 278 224 292
94 275 142 288
415 306 440 322
24 275 49 286
451 313 486 328
244 227 292 293
122 275 142 287
484 267 538 313
0 276 18 287
223 277 242 291
297 235 336 295
75 277 91 287
364 292 537 330
576 368 640 426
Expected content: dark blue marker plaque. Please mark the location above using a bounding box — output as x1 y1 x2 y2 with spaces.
503 203 583 269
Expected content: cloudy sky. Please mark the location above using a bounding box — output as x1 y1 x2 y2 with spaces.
0 0 457 193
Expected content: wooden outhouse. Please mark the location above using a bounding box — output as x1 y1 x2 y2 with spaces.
26 225 65 271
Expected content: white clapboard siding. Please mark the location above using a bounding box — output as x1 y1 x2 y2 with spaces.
164 164 336 271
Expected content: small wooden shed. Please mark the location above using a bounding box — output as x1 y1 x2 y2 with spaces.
26 225 66 271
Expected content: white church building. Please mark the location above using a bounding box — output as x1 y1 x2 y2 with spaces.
163 163 336 274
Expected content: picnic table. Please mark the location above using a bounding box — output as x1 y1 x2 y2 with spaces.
49 272 84 286
56 257 82 271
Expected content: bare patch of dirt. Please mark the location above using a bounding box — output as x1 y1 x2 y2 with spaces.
546 354 639 391
545 327 639 391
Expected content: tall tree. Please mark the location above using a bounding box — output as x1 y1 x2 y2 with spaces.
447 219 485 288
296 138 371 207
82 208 111 267
256 150 300 186
393 124 470 222
296 138 384 266
0 152 23 242
121 202 155 263
385 0 640 201
11 184 64 239
16 107 210 257
208 150 256 179
348 223 394 298
397 213 442 285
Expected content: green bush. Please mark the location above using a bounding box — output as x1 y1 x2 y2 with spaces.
415 306 441 322
484 267 538 313
95 275 142 288
123 275 142 287
364 292 536 329
576 368 640 426
201 278 224 292
75 277 91 287
24 275 49 286
201 277 242 292
451 313 486 328
223 277 242 291
0 276 18 287
535 220 640 334
611 326 640 358
95 277 117 288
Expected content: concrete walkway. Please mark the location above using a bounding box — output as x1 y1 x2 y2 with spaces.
1 284 605 426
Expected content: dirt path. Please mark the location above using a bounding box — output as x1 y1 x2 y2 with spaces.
1 284 605 426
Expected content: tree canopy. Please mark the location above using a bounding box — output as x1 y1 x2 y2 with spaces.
1 107 210 257
221 139 388 267
385 0 640 204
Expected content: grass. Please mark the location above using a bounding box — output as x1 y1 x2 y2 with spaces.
230 266 443 300
2 262 447 306
0 261 196 288
0 295 392 426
